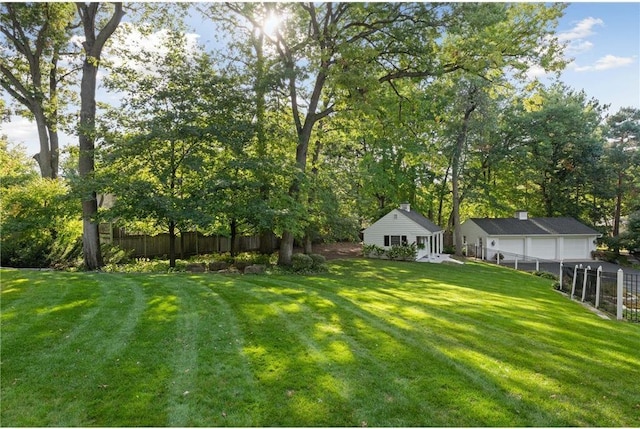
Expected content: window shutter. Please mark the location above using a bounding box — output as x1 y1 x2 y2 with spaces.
384 235 390 246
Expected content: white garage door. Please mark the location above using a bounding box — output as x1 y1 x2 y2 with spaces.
530 238 557 260
498 238 525 260
563 238 588 260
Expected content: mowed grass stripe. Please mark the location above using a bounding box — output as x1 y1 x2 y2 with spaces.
1 272 147 425
164 276 266 427
217 273 543 426
265 273 535 425
302 261 639 426
222 275 420 426
1 262 639 427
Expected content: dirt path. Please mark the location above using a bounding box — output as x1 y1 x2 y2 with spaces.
298 242 363 260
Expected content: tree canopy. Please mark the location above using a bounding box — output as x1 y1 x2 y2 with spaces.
2 2 638 268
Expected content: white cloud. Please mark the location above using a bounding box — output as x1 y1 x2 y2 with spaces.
0 116 75 156
525 65 548 80
106 23 201 74
558 17 604 42
566 40 594 56
575 54 636 72
558 17 604 58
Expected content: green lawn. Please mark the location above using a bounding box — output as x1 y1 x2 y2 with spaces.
1 259 639 427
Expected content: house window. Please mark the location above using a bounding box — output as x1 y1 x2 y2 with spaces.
384 235 407 246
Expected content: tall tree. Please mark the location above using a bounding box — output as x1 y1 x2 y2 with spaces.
604 107 640 238
100 32 254 267
75 2 123 270
503 84 606 220
0 3 78 178
206 2 565 264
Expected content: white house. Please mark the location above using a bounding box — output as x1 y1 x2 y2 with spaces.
363 203 445 260
459 211 601 262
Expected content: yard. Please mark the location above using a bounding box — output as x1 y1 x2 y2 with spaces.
1 259 639 426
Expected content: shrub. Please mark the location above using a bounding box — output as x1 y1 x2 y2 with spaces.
309 253 326 268
362 244 378 257
1 177 82 268
533 271 558 280
291 253 314 271
387 244 417 261
101 243 133 265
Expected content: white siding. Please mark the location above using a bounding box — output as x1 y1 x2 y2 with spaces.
363 209 434 248
458 220 487 247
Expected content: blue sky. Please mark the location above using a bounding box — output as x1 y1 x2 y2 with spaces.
551 2 639 112
2 2 639 156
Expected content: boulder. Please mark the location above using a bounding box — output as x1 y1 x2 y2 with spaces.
186 263 206 273
208 261 229 271
244 264 266 275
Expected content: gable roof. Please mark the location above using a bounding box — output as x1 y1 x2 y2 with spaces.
398 209 443 233
469 217 600 236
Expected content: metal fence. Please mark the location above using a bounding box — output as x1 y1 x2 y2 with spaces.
468 245 639 323
562 264 639 322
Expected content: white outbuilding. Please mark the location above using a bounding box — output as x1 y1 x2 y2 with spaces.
459 211 601 262
363 203 445 261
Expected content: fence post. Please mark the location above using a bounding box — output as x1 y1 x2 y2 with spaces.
581 266 590 302
571 264 579 299
535 259 539 272
559 261 563 290
617 268 624 320
595 266 602 308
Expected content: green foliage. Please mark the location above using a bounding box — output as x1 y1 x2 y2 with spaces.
1 176 82 267
502 84 606 220
0 2 79 178
284 253 328 274
291 253 314 271
621 211 640 253
363 243 417 261
309 253 327 268
532 271 558 281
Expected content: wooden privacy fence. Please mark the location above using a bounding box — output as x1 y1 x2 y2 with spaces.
103 228 277 259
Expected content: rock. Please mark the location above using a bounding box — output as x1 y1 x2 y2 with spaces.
244 264 266 274
186 263 206 273
208 261 229 271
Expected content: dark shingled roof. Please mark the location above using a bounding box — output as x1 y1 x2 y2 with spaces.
470 217 600 236
399 209 443 233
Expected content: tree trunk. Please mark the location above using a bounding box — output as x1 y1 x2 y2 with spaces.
76 2 124 270
613 171 623 237
303 234 313 255
279 118 316 265
278 230 295 266
31 104 54 179
230 218 238 257
452 103 476 257
79 58 103 270
169 220 176 268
